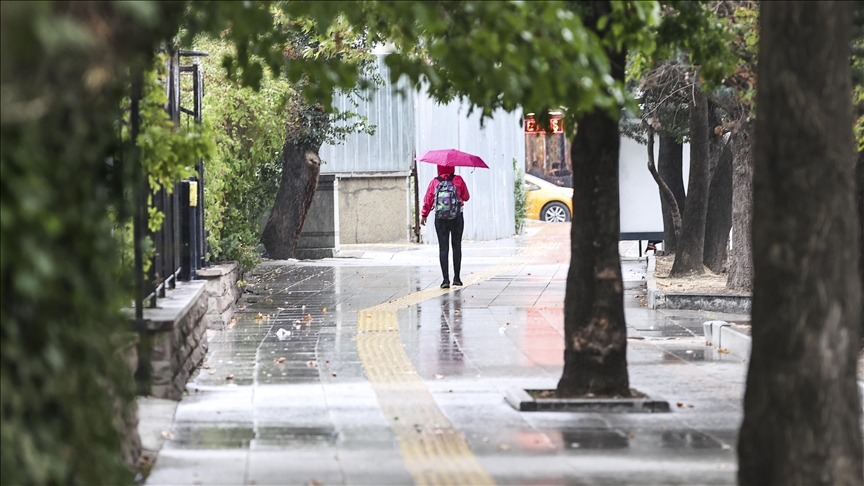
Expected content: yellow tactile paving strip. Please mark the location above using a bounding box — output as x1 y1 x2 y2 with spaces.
356 239 559 485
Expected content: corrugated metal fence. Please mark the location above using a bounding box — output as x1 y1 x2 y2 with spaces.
319 56 415 174
415 98 523 243
320 55 524 242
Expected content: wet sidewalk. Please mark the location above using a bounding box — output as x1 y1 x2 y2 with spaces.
147 223 749 486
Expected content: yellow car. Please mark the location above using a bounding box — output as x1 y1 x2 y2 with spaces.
524 174 574 222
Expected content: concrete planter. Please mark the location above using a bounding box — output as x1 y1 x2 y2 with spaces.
646 256 752 314
505 388 670 413
132 281 208 400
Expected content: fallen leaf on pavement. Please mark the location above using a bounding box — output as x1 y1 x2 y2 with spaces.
498 444 510 451
160 431 174 440
303 314 313 323
434 374 444 379
306 360 317 368
718 348 730 354
202 362 211 369
226 374 234 380
321 307 328 312
274 357 286 364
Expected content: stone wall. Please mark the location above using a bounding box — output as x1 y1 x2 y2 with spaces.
337 174 410 244
141 281 208 400
196 262 241 330
296 174 339 259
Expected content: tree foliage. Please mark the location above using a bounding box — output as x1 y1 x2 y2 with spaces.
194 35 296 269
0 2 186 483
187 9 375 267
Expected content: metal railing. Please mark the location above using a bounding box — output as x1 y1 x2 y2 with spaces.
131 48 209 319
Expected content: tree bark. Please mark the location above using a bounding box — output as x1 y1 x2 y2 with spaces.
859 148 864 349
645 125 682 250
738 2 863 484
658 134 685 254
670 88 711 276
727 122 754 291
261 141 321 259
557 21 629 397
702 141 733 273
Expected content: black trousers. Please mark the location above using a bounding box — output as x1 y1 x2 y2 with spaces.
434 213 464 281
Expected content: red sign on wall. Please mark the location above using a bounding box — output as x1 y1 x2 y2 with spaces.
524 115 564 134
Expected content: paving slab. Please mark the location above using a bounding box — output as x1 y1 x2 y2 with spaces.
147 222 747 485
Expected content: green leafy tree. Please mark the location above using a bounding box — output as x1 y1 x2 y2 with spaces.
193 35 295 269
0 2 187 483
184 4 375 259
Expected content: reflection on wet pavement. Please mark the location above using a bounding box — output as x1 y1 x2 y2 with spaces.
147 224 747 486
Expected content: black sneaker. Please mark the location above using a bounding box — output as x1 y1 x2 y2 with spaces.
453 278 463 286
440 280 450 289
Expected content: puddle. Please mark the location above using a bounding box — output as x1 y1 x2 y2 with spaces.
169 426 255 449
661 430 724 449
257 426 338 444
663 349 706 362
561 429 629 450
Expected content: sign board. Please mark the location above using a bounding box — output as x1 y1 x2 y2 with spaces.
618 134 690 240
524 115 564 134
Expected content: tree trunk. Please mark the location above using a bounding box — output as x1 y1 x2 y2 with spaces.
859 148 864 349
727 122 754 291
702 141 733 273
738 2 863 485
261 141 321 259
658 134 685 254
557 30 629 398
670 88 711 276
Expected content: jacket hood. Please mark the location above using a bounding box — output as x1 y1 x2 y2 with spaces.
437 165 455 178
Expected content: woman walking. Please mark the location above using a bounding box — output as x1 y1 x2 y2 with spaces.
420 165 470 289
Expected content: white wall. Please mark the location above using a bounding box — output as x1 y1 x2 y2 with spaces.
619 134 690 237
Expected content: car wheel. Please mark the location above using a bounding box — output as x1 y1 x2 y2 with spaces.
541 202 571 223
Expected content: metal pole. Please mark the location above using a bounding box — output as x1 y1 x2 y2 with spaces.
131 74 144 320
194 59 207 268
412 156 421 243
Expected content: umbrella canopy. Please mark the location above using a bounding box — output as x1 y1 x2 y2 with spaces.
414 149 489 169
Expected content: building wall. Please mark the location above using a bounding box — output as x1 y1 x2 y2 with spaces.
337 175 409 244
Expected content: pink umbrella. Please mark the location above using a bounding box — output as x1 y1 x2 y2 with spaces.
414 149 489 169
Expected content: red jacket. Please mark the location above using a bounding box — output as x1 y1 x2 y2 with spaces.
422 174 470 218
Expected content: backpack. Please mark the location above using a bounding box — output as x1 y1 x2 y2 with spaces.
434 175 462 219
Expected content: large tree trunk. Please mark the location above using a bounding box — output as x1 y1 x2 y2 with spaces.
738 2 863 485
859 148 864 349
557 28 629 398
670 88 711 276
658 134 685 253
727 122 754 291
702 141 733 273
261 141 321 259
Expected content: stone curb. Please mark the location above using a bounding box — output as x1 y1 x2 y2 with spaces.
703 320 864 409
702 321 751 359
646 256 752 314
